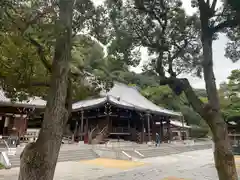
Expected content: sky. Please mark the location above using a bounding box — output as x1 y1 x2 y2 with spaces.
94 0 240 89
173 0 240 89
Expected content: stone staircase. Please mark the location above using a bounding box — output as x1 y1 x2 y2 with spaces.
137 143 212 158
4 142 212 167
7 154 20 168
8 148 99 168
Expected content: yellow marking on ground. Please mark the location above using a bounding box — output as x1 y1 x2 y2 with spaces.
161 177 189 180
235 156 240 160
234 156 240 167
81 158 145 170
234 155 240 160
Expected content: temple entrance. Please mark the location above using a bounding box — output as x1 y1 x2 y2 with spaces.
111 117 130 134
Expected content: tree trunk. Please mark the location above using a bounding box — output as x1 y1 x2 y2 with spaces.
161 37 238 180
201 36 238 180
18 1 74 180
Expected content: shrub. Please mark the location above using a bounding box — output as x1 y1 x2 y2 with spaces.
0 163 5 169
189 127 209 138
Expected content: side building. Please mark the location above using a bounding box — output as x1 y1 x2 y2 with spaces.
0 90 45 141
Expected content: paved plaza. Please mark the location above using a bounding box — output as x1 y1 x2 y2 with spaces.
1 149 239 180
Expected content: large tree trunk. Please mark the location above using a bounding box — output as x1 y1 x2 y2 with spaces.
201 35 238 180
185 83 237 180
18 1 74 180
167 78 238 180
161 37 238 180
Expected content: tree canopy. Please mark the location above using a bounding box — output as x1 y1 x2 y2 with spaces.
1 0 239 128
0 0 137 101
1 0 240 179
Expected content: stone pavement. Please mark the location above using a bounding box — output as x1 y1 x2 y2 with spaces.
95 150 218 180
0 161 123 180
1 149 238 180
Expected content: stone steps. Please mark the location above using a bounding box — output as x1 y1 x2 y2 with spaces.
5 143 212 167
123 150 144 159
137 144 212 158
8 148 99 168
0 148 7 152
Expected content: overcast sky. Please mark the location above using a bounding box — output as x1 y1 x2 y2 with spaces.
175 1 240 89
94 0 240 89
182 1 240 89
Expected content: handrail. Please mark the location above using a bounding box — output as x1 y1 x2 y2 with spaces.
122 151 132 160
0 138 9 151
3 140 10 151
0 151 11 169
100 125 108 134
89 126 99 144
134 150 144 157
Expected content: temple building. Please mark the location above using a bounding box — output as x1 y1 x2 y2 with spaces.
71 82 189 143
0 82 190 143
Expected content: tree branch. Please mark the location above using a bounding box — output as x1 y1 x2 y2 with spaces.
206 0 210 6
165 39 188 77
134 0 166 29
167 51 175 77
171 39 188 61
4 2 55 32
3 4 54 72
27 37 52 72
212 19 238 33
198 0 215 18
160 77 208 119
24 6 55 31
30 81 50 87
211 0 217 11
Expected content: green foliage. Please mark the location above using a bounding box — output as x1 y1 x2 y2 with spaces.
225 27 240 62
0 0 137 101
219 69 240 122
106 0 202 78
0 163 4 169
0 33 50 100
140 84 204 126
227 69 240 94
189 126 209 138
226 0 240 12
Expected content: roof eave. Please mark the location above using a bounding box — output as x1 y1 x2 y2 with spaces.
72 98 108 112
0 101 45 109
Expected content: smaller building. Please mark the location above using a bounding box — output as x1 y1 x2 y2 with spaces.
156 120 191 141
0 90 45 138
227 116 240 148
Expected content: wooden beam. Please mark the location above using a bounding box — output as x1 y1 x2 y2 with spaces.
80 110 84 140
147 112 151 142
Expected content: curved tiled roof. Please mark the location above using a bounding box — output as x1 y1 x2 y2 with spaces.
1 82 181 117
72 82 181 117
0 90 46 108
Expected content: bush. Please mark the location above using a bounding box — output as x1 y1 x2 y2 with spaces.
0 163 4 169
189 127 209 138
